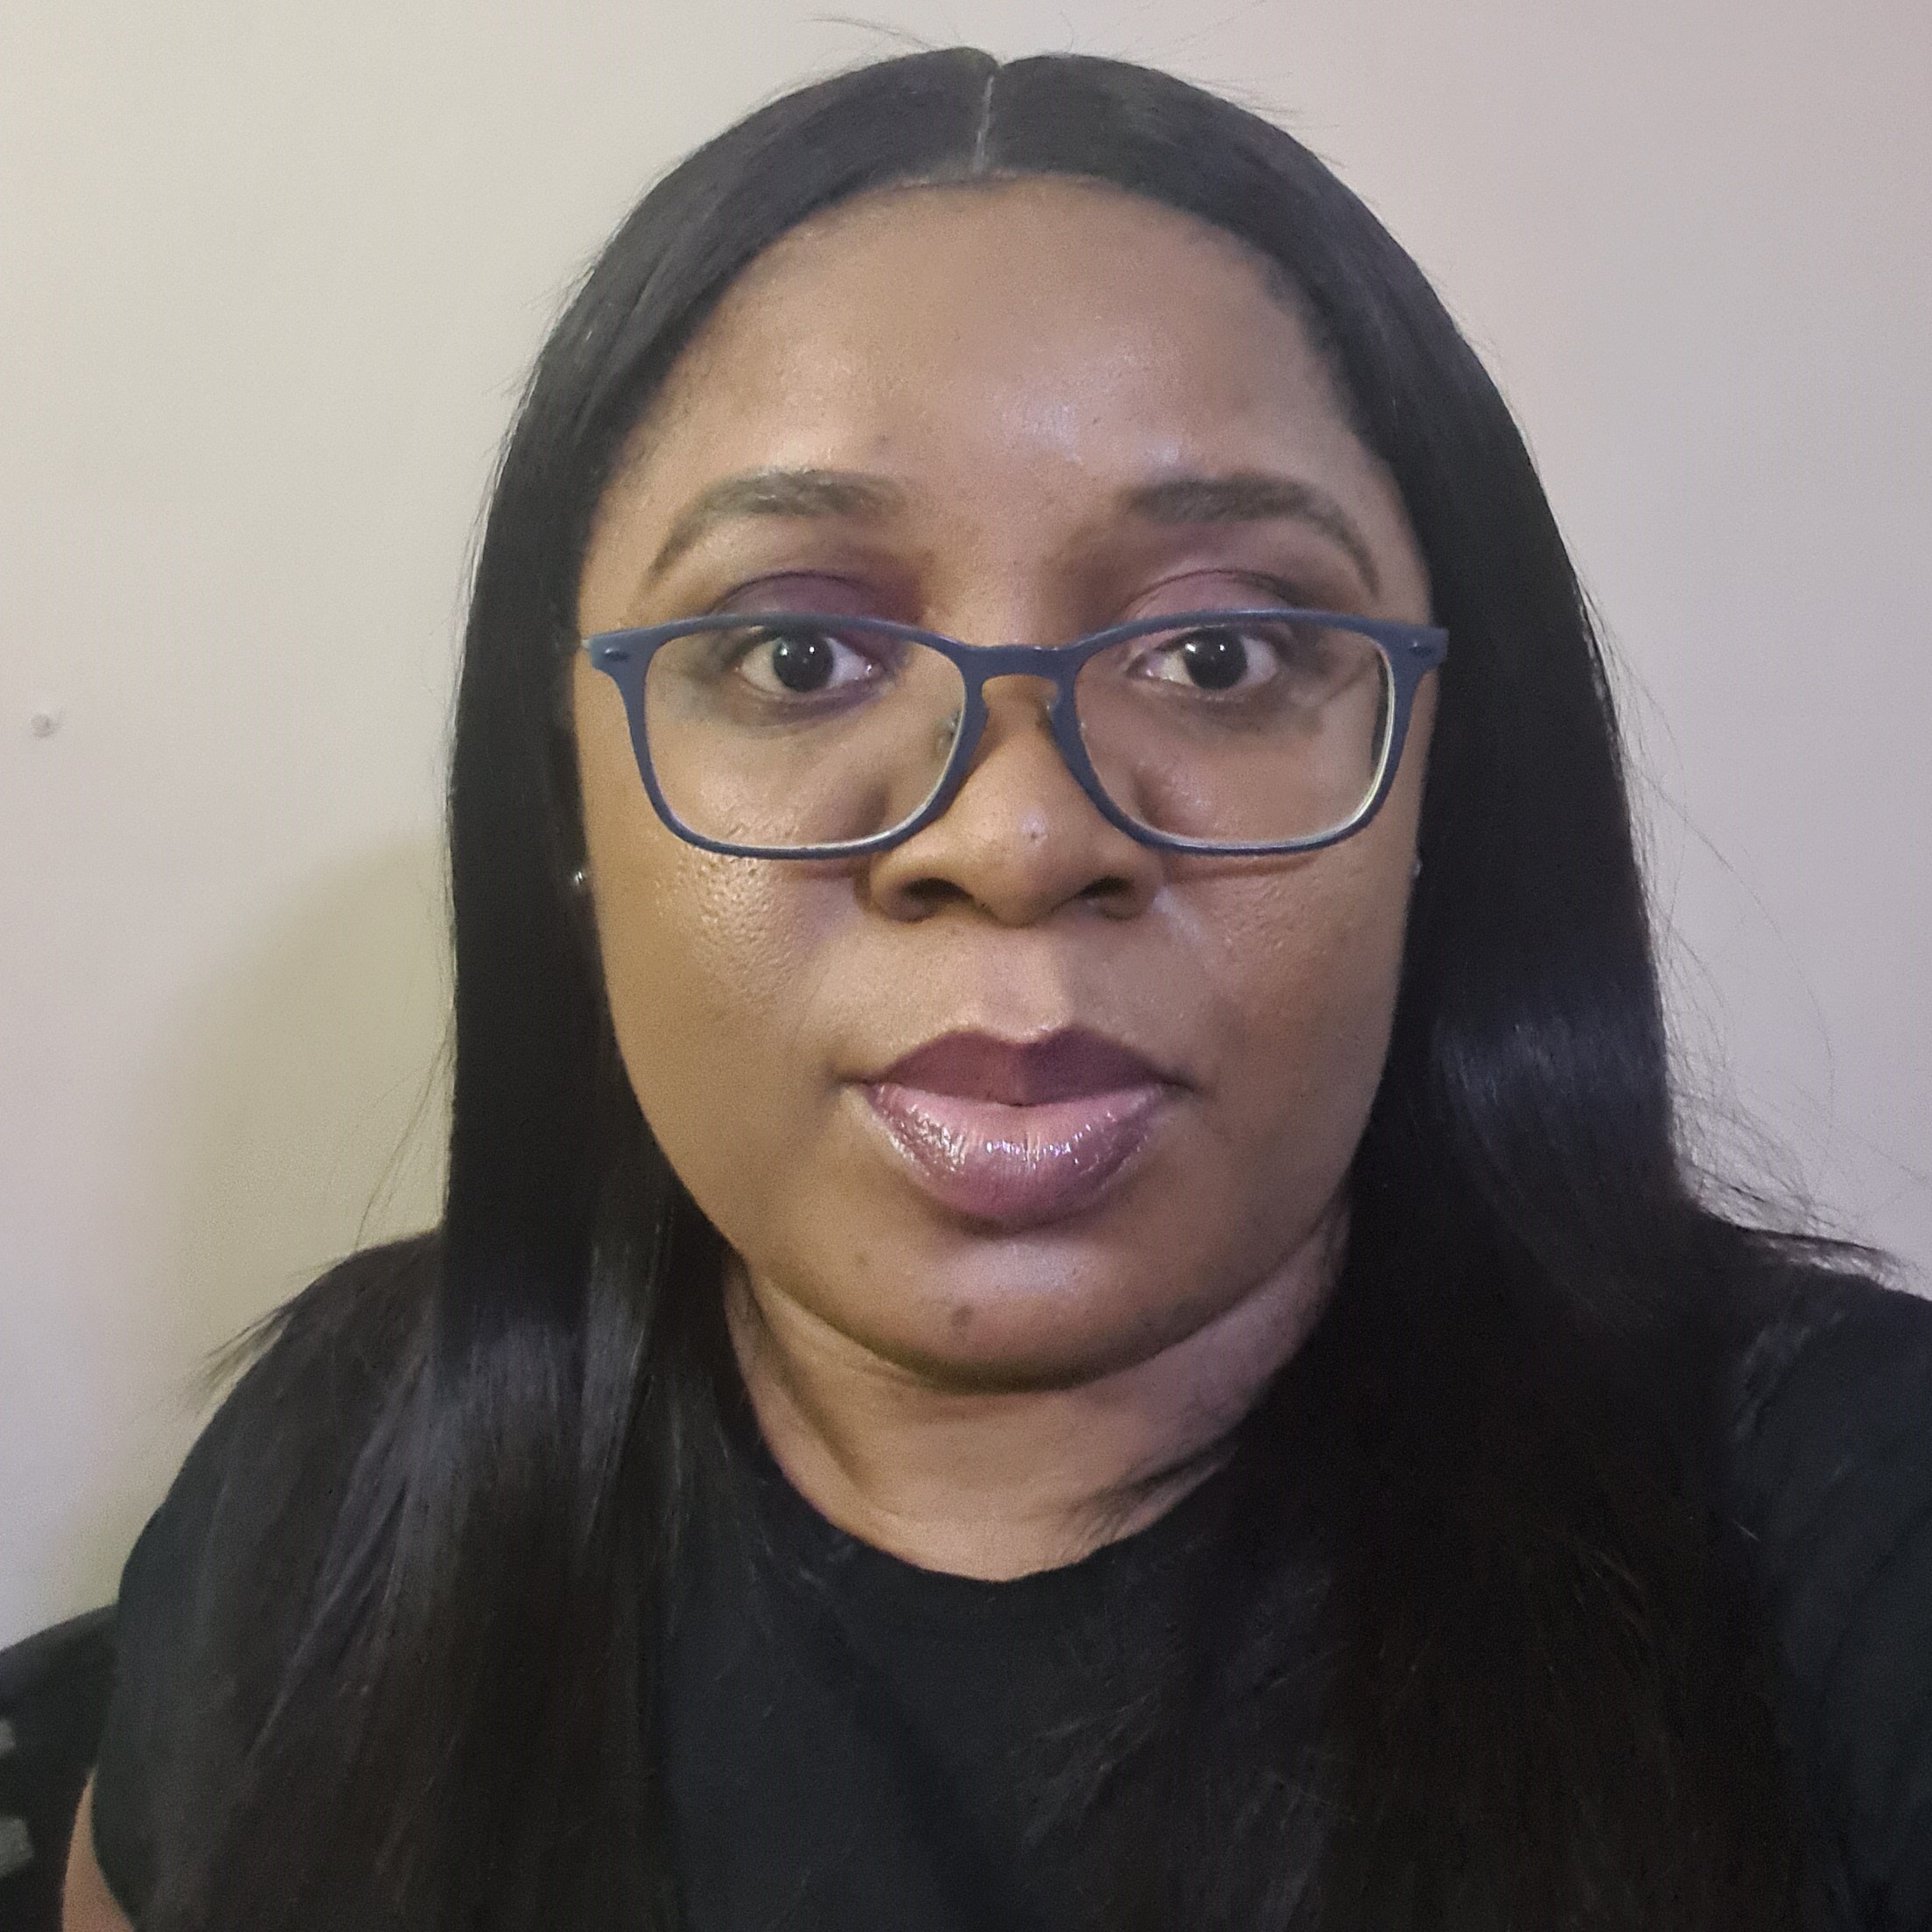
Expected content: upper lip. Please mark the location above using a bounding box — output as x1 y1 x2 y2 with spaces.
870 1028 1172 1104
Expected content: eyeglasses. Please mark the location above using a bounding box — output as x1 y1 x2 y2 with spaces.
581 607 1446 859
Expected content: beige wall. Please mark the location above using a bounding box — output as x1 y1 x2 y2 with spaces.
4 0 1927 1643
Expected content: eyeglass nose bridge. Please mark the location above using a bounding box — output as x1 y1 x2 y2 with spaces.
914 639 1111 824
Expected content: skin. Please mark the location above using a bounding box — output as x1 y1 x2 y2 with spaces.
64 177 1437 1930
576 178 1436 1580
64 1782 127 1932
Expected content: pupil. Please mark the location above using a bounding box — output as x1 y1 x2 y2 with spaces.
770 631 832 692
1182 628 1245 691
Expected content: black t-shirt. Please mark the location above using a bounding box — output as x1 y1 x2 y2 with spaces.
664 1431 1320 1931
91 1268 1932 1929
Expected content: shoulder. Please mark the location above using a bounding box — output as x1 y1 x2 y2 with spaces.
1726 1264 1932 1587
1721 1261 1932 1932
90 1236 435 1921
121 1232 433 1637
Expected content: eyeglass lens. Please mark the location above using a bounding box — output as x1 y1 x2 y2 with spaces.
640 616 1393 850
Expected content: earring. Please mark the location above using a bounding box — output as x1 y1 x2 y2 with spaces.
1410 855 1423 881
570 865 590 895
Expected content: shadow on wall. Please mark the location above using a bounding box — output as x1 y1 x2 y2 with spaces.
56 839 452 1615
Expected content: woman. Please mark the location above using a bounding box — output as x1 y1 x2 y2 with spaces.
64 46 1931 1932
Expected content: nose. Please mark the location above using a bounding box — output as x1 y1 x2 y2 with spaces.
865 673 1162 926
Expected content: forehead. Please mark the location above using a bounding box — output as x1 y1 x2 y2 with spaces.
584 177 1424 617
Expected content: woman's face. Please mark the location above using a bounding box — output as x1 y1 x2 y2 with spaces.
574 178 1434 1390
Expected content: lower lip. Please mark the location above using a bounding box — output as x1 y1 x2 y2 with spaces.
859 1081 1170 1228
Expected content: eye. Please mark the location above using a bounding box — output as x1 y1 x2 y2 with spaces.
1131 622 1290 695
729 625 886 696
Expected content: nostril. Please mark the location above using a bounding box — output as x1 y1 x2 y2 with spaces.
892 875 970 918
1080 872 1144 912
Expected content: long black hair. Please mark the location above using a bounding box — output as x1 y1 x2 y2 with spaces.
151 48 1825 1929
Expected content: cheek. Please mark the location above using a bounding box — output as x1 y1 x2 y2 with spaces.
1214 692 1434 1155
1190 850 1410 1177
577 676 837 1225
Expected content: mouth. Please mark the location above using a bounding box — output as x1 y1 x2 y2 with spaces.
857 1028 1179 1229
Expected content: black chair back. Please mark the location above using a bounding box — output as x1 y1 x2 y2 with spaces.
0 1608 117 1932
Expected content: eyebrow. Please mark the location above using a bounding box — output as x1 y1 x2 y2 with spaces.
642 463 1381 596
1119 471 1382 597
645 468 907 583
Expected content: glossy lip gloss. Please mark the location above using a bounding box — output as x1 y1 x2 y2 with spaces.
857 1029 1176 1229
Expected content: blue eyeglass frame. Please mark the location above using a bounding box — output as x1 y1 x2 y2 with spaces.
581 606 1448 860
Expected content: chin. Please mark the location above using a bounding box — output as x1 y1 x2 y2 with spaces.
872 1274 1240 1395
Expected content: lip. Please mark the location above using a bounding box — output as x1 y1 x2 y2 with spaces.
858 1028 1178 1228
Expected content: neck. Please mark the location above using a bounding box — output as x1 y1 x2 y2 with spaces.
724 1220 1340 1581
